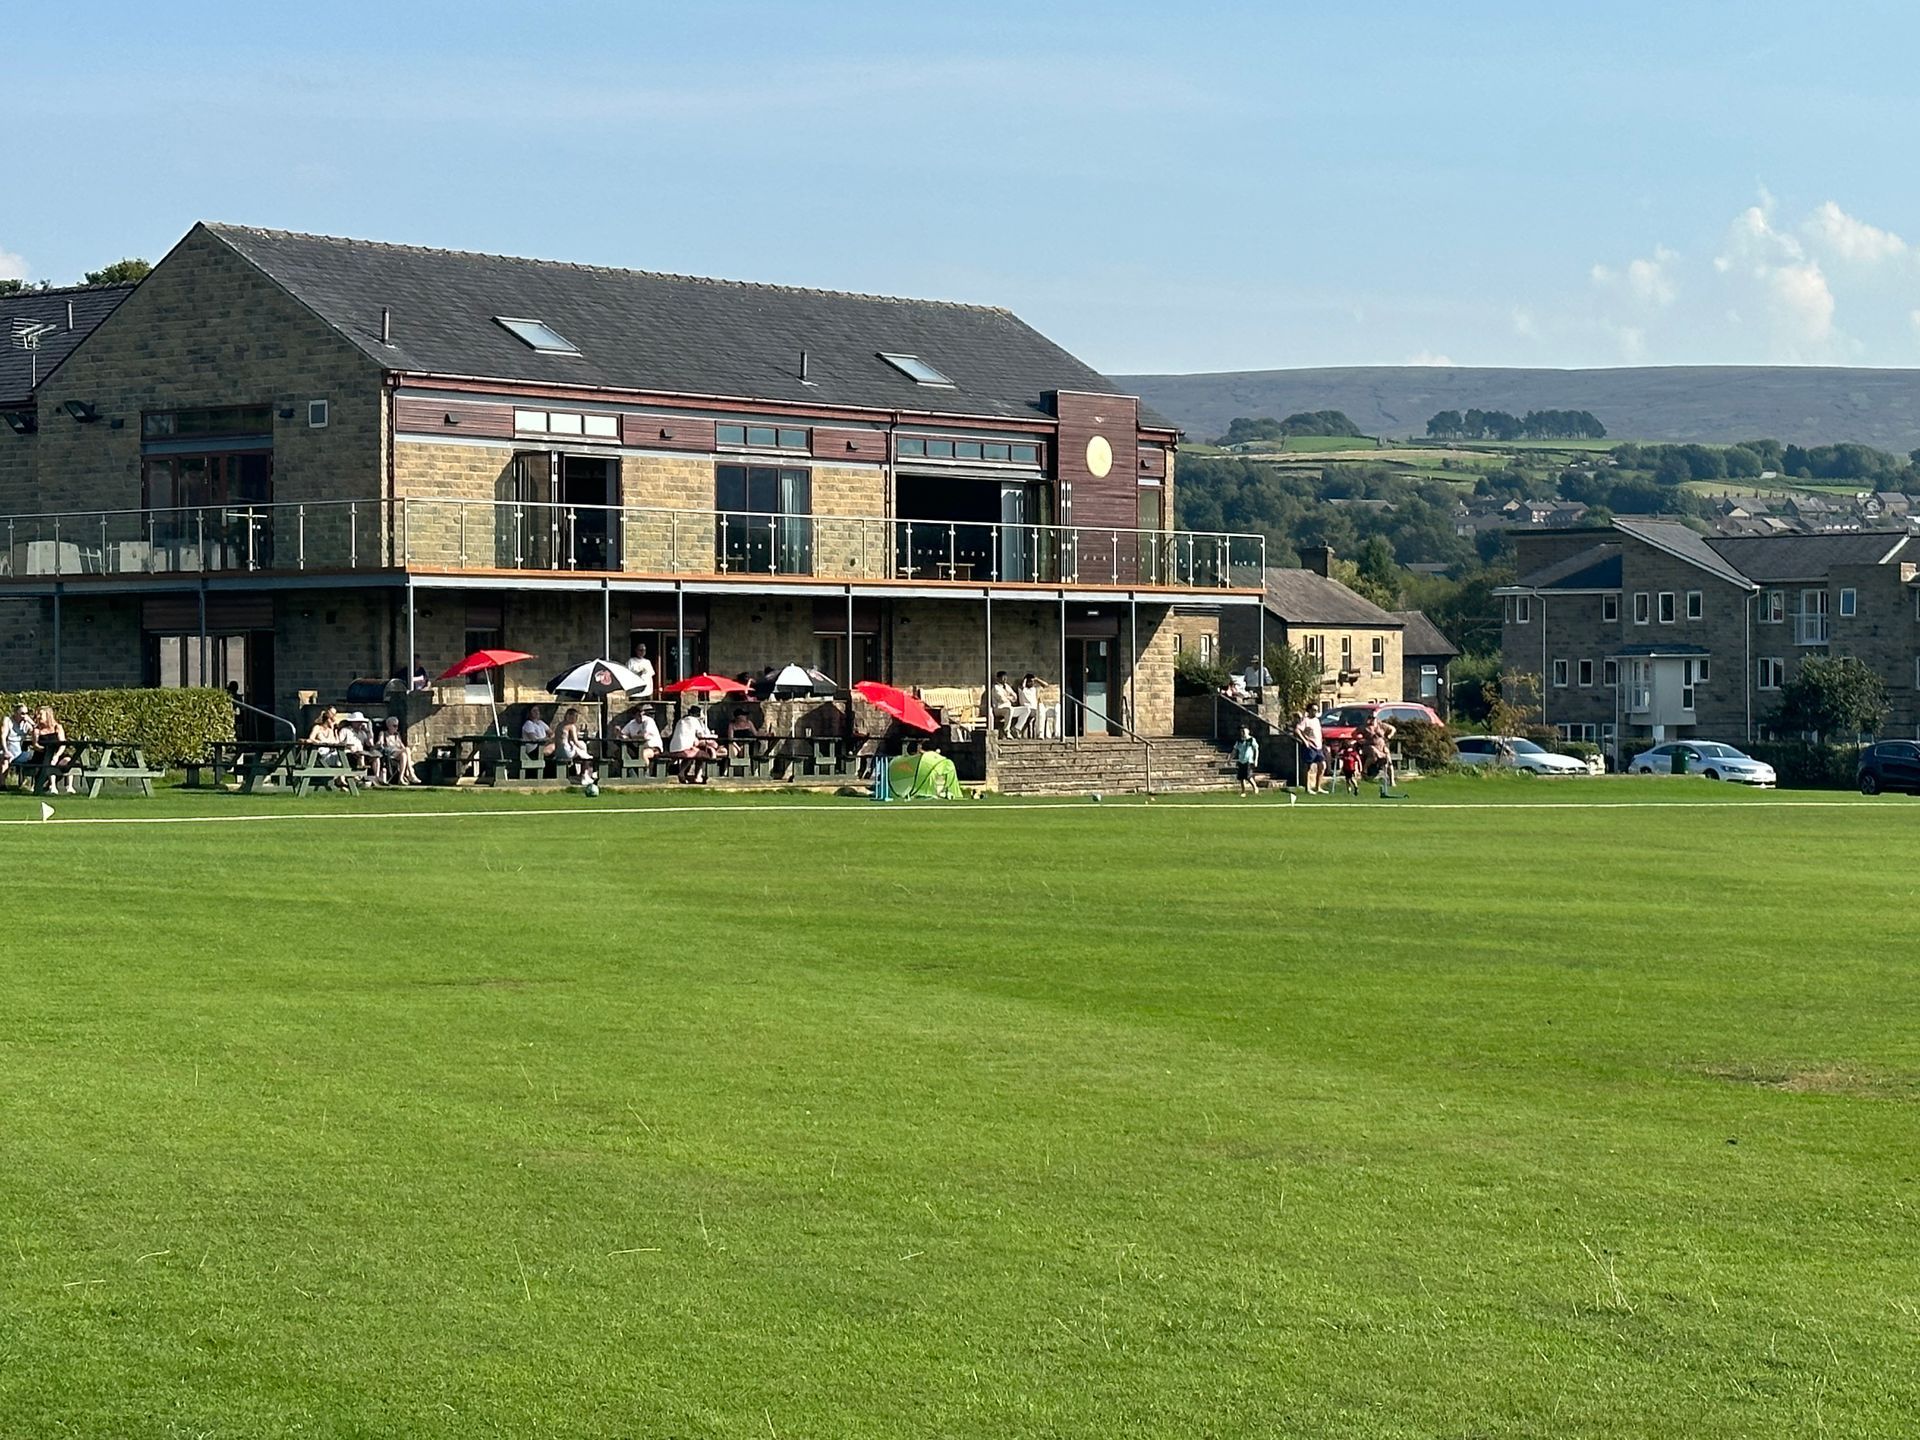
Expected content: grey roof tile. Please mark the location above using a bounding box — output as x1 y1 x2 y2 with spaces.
0 283 137 406
1515 542 1623 591
203 223 1163 427
1390 610 1459 657
1706 530 1910 581
1261 567 1401 627
1612 517 1754 587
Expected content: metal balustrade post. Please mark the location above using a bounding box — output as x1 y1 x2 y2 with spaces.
196 512 205 574
349 502 359 569
1111 530 1119 584
297 505 306 570
100 514 108 571
459 504 468 568
513 506 524 568
402 500 411 565
947 522 957 580
990 524 1000 583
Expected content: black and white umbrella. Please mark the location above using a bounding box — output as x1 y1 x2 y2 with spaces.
768 662 838 697
548 658 648 699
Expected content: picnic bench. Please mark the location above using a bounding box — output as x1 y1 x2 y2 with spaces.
8 737 84 795
76 741 164 798
234 741 360 795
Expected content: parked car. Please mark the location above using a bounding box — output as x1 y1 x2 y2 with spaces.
1454 735 1592 776
1318 702 1444 744
1627 741 1776 785
1856 740 1920 795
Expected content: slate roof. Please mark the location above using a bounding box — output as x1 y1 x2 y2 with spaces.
1706 530 1909 582
1261 567 1402 627
1514 541 1623 592
1391 610 1459 657
1611 517 1753 588
0 283 137 406
203 223 1160 426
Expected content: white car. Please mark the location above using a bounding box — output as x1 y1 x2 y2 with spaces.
1454 735 1592 775
1627 741 1776 786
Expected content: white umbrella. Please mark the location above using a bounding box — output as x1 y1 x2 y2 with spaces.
547 658 648 698
769 662 838 696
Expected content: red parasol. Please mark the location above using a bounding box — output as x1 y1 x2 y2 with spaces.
853 680 939 733
438 648 534 680
662 672 749 695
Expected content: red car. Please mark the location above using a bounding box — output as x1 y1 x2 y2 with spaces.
1316 702 1444 744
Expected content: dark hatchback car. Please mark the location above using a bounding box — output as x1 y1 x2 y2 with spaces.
1857 740 1920 794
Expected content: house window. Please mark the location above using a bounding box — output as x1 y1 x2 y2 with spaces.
1634 591 1650 625
142 405 272 439
1578 659 1593 687
1419 664 1439 699
1681 659 1697 712
878 353 953 386
1199 633 1215 663
146 632 247 690
1686 590 1703 620
1172 633 1183 655
717 423 808 451
1304 634 1325 663
1758 657 1785 690
515 409 619 440
1600 721 1615 753
1340 636 1353 673
1658 592 1676 624
1840 588 1857 618
307 399 329 429
495 317 581 355
1763 590 1786 624
1697 658 1711 683
715 464 812 574
1602 594 1619 623
1553 658 1569 687
465 604 505 701
1602 658 1618 686
1507 595 1532 624
1371 636 1385 674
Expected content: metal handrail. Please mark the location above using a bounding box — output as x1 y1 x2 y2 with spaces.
1060 691 1155 799
231 695 298 740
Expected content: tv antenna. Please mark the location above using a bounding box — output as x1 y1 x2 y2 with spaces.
11 318 56 388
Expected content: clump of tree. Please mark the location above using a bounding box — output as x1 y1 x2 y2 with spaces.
1609 438 1918 488
1771 655 1888 743
1260 643 1328 720
1219 411 1365 445
83 258 151 285
1427 408 1606 441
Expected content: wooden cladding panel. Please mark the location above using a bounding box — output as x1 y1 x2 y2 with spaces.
1052 391 1139 531
811 427 887 464
1136 445 1168 479
625 414 717 452
393 397 513 439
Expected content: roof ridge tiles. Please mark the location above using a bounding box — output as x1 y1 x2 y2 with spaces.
202 222 1013 315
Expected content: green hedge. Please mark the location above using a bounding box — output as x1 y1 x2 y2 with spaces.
1395 719 1457 770
1744 740 1859 790
1 688 234 766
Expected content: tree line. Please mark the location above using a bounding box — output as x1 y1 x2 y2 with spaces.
1426 408 1607 441
0 258 152 295
1217 411 1365 444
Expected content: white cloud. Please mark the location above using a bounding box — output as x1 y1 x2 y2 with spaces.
1713 198 1837 353
1805 200 1907 265
1510 306 1538 339
1591 245 1678 308
1405 350 1455 366
1764 261 1835 343
0 248 26 282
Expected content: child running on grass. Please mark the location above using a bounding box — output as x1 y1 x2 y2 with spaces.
1335 735 1362 795
1232 726 1260 797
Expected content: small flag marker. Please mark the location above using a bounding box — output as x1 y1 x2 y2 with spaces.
39 802 55 822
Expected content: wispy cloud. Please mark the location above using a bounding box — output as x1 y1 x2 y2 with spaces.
0 248 26 282
1804 200 1907 265
1592 245 1679 308
1405 350 1456 367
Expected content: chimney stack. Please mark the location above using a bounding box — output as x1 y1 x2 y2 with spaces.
1300 544 1335 578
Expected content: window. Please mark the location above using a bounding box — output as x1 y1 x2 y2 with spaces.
1602 594 1619 623
1419 664 1439 699
1556 723 1597 741
1199 633 1215 663
307 399 329 429
1172 633 1183 655
1658 592 1676 624
1681 659 1697 712
515 409 618 440
1602 659 1618 686
142 404 272 439
1840 588 1857 617
1371 636 1385 674
717 423 807 451
715 464 812 574
1340 636 1353 672
897 434 1040 465
1600 722 1615 753
1634 591 1650 625
1763 589 1786 624
1304 634 1325 663
495 317 581 355
1578 659 1593 687
1553 658 1569 687
878 353 953 386
1506 595 1532 624
147 632 247 690
1915 655 1920 689
1759 657 1785 690
1697 658 1710 683
1686 590 1703 620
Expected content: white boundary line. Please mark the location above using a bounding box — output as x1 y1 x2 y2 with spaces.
0 796 1898 828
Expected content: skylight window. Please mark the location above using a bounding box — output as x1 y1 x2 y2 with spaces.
878 352 953 386
495 317 581 355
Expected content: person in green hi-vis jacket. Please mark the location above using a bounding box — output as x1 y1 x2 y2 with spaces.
887 745 963 800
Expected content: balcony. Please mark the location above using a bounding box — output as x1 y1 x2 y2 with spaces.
0 500 1266 593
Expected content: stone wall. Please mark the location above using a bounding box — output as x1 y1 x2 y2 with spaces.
1827 560 1920 734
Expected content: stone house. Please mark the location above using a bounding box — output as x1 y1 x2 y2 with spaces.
1219 548 1404 705
1391 610 1460 717
0 223 1265 745
1500 517 1916 761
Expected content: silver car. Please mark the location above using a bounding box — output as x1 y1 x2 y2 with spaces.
1454 735 1592 776
1627 741 1776 785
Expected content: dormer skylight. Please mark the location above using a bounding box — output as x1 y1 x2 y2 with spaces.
495 316 581 355
878 352 953 387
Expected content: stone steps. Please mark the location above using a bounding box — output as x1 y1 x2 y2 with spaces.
990 737 1240 796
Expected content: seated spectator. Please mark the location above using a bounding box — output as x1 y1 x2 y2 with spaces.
725 706 760 757
667 704 721 784
555 706 598 788
987 671 1016 736
378 716 420 785
615 705 665 767
1223 673 1253 705
338 713 381 786
29 705 74 793
1 702 31 783
520 706 552 745
306 707 344 762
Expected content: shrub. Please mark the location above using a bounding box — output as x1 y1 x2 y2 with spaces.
1174 651 1233 697
1395 719 1456 771
0 687 234 766
1744 740 1858 790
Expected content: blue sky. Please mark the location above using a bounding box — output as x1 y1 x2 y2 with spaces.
11 1 1920 373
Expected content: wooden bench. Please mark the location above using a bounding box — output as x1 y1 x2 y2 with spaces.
79 742 163 798
10 744 81 795
288 756 359 796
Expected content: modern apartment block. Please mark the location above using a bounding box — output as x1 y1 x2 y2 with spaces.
0 224 1263 741
1500 517 1916 759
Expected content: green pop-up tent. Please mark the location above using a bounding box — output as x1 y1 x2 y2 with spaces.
885 750 963 800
